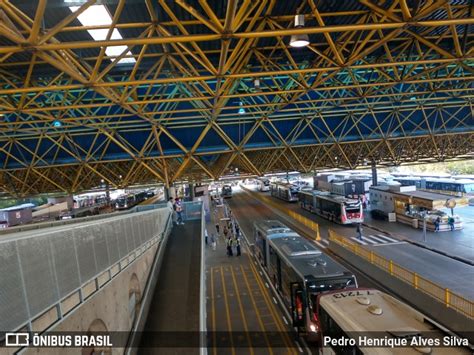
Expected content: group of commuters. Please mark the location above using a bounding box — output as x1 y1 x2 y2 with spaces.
434 216 455 232
209 204 242 257
167 197 184 225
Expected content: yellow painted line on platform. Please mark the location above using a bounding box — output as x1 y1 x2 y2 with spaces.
240 264 274 355
220 266 236 355
210 266 217 355
246 253 296 354
230 267 254 355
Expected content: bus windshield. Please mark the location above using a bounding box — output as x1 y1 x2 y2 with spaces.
307 277 356 294
307 277 356 320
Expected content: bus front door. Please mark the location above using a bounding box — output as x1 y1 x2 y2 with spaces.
290 282 305 334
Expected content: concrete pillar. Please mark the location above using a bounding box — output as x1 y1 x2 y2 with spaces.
105 183 110 205
313 171 318 190
371 161 378 186
166 186 176 199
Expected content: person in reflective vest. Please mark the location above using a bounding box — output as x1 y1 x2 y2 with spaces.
234 237 241 256
226 237 233 256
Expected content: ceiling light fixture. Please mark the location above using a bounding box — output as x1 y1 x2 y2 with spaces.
238 101 245 115
290 14 310 48
254 78 261 91
53 120 62 127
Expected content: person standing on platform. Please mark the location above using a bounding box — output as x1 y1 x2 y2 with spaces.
356 223 362 240
175 198 184 225
434 217 441 232
226 237 233 256
235 224 240 239
234 237 241 256
215 223 220 236
223 226 229 239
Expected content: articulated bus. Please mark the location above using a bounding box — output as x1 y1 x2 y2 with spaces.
270 182 300 202
299 190 363 224
253 220 470 353
257 178 271 192
253 220 357 342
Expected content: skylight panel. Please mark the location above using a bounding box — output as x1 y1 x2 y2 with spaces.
69 5 112 26
69 5 135 64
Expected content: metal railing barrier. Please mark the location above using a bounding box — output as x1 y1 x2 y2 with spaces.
328 229 473 319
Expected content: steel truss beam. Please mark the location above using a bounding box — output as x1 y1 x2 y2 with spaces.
0 0 473 196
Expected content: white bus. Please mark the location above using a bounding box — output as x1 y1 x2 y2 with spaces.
299 190 363 224
257 178 271 192
270 182 300 202
318 288 470 354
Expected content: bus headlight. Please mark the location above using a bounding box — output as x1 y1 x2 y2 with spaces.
309 324 318 332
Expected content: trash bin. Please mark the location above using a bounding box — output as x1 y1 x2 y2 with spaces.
412 218 418 229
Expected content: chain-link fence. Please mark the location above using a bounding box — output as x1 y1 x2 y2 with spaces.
0 207 171 333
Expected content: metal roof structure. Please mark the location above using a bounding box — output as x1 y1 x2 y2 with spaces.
0 0 473 196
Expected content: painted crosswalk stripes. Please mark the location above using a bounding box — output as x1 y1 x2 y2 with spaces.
364 235 386 243
377 234 398 243
350 234 400 246
351 237 368 245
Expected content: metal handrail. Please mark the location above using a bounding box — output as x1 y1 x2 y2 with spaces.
328 230 473 319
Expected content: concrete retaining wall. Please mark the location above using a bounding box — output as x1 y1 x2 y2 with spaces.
20 243 159 355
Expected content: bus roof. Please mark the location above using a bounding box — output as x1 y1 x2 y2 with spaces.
272 181 298 188
268 234 350 281
254 220 293 235
319 289 469 354
299 190 360 204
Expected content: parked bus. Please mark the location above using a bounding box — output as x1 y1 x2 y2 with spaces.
270 182 300 202
299 190 363 224
253 220 357 341
257 178 271 192
393 176 474 196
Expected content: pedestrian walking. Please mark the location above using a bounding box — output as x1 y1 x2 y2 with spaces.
234 237 241 256
356 223 362 240
223 226 229 239
175 198 184 225
434 216 441 232
235 224 240 238
226 237 233 256
210 233 216 250
448 216 455 231
215 223 220 235
205 228 208 245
